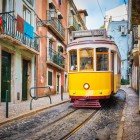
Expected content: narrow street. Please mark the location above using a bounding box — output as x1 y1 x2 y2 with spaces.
0 90 126 140
0 0 140 140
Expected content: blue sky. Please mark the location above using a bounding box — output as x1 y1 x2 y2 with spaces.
73 0 128 29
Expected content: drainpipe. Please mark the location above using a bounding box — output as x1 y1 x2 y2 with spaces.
138 66 140 113
0 45 1 106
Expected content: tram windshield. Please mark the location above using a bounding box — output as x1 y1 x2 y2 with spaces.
80 49 93 70
96 48 109 71
69 50 77 71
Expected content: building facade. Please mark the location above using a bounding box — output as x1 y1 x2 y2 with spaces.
36 0 68 95
105 4 128 29
36 0 88 95
0 0 88 103
0 0 39 103
67 0 87 43
107 20 129 80
128 0 140 111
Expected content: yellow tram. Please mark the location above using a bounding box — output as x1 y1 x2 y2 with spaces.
67 29 121 107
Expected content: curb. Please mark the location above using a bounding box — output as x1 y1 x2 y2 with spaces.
117 102 126 140
0 99 70 127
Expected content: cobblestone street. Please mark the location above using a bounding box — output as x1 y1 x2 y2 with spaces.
0 87 139 140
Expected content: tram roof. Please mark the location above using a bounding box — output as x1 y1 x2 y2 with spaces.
67 36 121 58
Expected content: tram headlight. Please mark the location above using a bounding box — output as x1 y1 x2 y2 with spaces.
83 83 90 90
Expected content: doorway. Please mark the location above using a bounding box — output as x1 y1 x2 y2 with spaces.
22 59 29 101
111 52 114 92
56 73 61 94
1 51 11 102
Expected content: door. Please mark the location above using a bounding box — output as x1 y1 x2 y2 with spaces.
56 74 60 94
111 52 114 92
1 51 11 102
22 59 28 101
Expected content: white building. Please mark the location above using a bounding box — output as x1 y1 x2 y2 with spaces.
105 4 129 81
0 0 39 103
105 4 128 29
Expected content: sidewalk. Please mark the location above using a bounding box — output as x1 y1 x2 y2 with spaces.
118 87 140 140
0 93 70 125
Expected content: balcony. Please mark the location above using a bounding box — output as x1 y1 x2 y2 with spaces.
0 12 39 53
68 16 80 31
42 10 65 41
47 47 65 70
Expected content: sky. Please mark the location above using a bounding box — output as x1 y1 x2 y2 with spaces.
73 0 128 29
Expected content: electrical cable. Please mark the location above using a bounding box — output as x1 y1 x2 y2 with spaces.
96 0 104 19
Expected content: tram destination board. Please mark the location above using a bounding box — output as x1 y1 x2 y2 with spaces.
72 29 106 40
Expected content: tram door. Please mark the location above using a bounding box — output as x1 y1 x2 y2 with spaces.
111 52 114 92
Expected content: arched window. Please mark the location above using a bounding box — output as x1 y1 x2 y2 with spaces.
96 48 109 71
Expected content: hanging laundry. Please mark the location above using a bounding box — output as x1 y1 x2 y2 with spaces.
0 16 3 26
0 16 4 34
24 21 34 39
17 15 24 33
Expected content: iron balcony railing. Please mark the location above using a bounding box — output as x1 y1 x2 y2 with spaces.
69 16 80 31
45 10 65 38
48 47 65 68
0 12 39 51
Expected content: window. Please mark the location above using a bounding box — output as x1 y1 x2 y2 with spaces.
48 71 52 86
111 52 114 71
27 0 34 6
9 0 14 12
58 0 62 5
69 50 77 71
96 48 109 71
80 49 93 70
23 6 31 24
49 41 53 59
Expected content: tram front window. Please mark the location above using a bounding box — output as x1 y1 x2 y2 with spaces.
69 50 77 71
96 48 109 71
80 49 93 70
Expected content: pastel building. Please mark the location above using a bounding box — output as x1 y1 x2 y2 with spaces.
0 0 39 103
105 4 129 80
36 0 88 95
128 0 140 95
107 20 129 80
0 0 88 104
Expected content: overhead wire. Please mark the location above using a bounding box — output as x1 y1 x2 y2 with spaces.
96 0 104 19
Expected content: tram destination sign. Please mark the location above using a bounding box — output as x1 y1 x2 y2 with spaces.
72 29 106 39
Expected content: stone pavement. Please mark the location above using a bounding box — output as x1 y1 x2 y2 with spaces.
118 87 140 140
0 93 70 125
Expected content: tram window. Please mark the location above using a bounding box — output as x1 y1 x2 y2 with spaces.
96 48 109 71
69 50 77 71
80 49 93 70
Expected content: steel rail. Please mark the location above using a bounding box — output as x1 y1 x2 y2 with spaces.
60 100 109 140
60 109 99 140
46 109 78 127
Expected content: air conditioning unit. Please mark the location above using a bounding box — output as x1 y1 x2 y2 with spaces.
121 26 127 36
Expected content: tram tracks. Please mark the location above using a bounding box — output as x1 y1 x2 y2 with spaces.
0 101 108 140
59 100 109 140
27 106 104 140
60 109 100 140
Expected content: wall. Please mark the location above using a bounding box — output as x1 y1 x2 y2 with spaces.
108 21 129 80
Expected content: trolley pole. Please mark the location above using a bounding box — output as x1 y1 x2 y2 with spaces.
6 90 9 118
